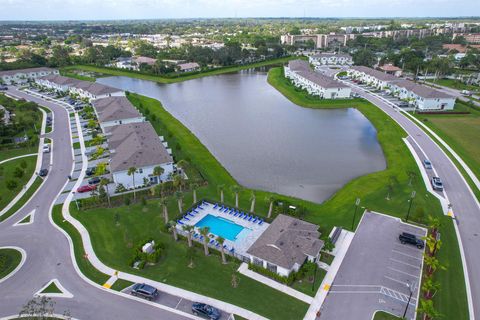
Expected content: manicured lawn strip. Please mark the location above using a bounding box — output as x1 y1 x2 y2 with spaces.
111 279 134 292
72 142 81 150
427 79 480 93
51 205 110 285
268 67 468 320
0 156 37 211
40 281 62 294
0 248 22 280
72 203 309 320
59 70 96 82
62 56 298 84
373 311 401 320
18 214 31 224
291 268 327 296
0 177 43 222
0 147 38 162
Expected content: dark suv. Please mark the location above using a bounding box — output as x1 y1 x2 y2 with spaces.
192 303 221 320
130 283 159 301
88 177 100 185
399 232 424 249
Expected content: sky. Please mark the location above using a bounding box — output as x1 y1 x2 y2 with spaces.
0 0 479 20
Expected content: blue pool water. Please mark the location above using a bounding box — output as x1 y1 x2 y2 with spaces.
195 214 244 241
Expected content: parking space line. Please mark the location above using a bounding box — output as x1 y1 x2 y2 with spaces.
388 267 420 279
380 287 416 305
384 275 409 287
175 298 183 309
392 249 423 260
389 258 421 269
329 291 380 294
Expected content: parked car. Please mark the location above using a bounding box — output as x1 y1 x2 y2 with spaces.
77 185 96 193
130 283 159 301
461 90 472 96
86 167 96 176
39 169 48 177
0 86 8 91
399 232 424 249
88 177 100 185
431 176 444 191
192 303 221 320
423 159 432 169
42 144 51 153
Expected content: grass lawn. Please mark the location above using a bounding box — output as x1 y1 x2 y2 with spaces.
373 311 401 320
413 101 480 185
428 79 480 93
40 281 62 294
0 248 22 280
0 156 37 211
62 56 298 85
0 147 38 162
291 268 327 296
18 214 31 224
111 279 134 291
59 69 96 82
0 177 43 222
319 252 335 265
68 70 467 319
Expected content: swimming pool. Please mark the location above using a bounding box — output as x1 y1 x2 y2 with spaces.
195 214 244 241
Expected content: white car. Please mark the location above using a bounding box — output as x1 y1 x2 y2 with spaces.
42 144 51 153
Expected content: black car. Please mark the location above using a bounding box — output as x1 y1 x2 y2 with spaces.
86 167 96 176
0 86 8 91
399 232 424 249
88 177 100 185
130 283 158 301
192 303 221 320
39 169 48 177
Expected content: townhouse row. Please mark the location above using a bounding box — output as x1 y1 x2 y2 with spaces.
0 67 59 85
349 66 456 110
284 60 351 99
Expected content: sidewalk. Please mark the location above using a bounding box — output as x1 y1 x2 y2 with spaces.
237 263 313 304
304 229 354 320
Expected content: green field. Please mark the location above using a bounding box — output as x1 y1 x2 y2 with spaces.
428 79 480 93
0 156 37 211
373 311 401 320
0 177 43 222
62 56 298 84
0 147 38 162
0 248 22 280
40 281 62 294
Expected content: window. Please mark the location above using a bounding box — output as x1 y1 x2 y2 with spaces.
266 263 277 273
253 258 263 267
138 168 143 173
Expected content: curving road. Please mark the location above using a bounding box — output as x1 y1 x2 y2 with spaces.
0 88 192 320
342 80 480 320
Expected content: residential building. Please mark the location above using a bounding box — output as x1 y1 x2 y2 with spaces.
309 53 353 66
378 64 403 77
35 75 124 101
285 60 351 99
247 214 324 276
349 66 456 110
0 67 59 85
280 33 355 49
105 122 174 188
453 33 480 44
133 56 157 66
177 62 200 73
92 96 145 129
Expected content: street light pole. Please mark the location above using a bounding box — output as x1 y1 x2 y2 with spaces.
72 192 79 210
351 198 360 230
312 261 318 293
403 282 415 319
406 191 416 222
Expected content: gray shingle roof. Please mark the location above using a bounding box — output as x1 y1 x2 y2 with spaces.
106 122 172 172
0 67 57 77
351 65 401 82
393 81 454 99
247 214 324 270
38 75 121 96
288 59 310 72
311 53 352 59
92 96 142 123
288 59 348 89
39 74 82 86
178 62 200 71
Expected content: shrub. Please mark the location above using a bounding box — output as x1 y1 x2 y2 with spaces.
115 183 126 193
124 197 131 206
13 167 24 178
141 197 147 206
5 179 18 190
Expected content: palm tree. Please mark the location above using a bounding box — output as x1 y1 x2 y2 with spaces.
217 184 225 203
266 196 275 218
127 167 137 200
99 178 111 207
418 298 441 320
168 220 178 241
191 183 199 204
422 278 440 300
182 225 195 247
423 255 444 276
217 236 227 264
249 191 256 213
172 173 184 192
176 159 189 175
160 197 169 224
153 166 164 184
175 191 184 213
231 185 241 207
200 227 210 256
427 215 441 239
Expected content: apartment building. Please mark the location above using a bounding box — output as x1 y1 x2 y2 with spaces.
309 53 353 66
0 67 59 85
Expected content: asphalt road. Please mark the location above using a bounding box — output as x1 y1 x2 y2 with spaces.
342 80 480 319
0 88 192 320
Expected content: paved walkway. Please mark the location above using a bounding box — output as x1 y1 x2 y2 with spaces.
237 263 314 304
304 229 354 320
0 153 37 165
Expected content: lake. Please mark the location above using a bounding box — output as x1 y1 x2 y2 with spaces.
97 70 386 203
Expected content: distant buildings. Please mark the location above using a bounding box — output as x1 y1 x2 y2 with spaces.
284 60 351 99
132 56 157 66
247 214 324 277
308 53 353 66
453 33 480 44
349 66 456 110
177 62 200 73
0 67 59 85
36 75 124 101
281 33 355 49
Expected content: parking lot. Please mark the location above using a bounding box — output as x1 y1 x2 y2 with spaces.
320 211 426 320
121 285 231 320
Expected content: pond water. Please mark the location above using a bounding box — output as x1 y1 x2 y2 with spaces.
97 69 386 203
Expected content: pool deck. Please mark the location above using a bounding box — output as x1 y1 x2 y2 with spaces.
176 202 269 257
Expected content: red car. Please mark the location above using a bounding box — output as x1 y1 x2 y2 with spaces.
77 185 96 193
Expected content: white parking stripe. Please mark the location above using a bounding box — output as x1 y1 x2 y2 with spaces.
384 275 409 287
390 258 421 269
392 249 423 260
388 267 420 279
